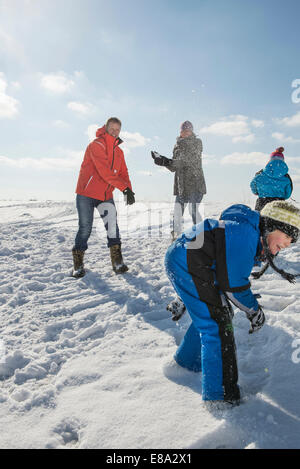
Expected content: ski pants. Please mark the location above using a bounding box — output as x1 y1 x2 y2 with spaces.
74 194 121 250
165 239 239 401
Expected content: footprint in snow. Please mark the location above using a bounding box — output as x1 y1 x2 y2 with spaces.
52 418 84 447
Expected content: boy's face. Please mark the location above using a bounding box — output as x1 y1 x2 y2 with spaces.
267 230 292 255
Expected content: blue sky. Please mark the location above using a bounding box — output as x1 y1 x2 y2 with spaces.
0 0 300 203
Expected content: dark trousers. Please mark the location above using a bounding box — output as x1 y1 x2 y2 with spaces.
74 194 121 251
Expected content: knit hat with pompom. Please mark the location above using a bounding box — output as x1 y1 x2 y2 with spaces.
255 201 300 283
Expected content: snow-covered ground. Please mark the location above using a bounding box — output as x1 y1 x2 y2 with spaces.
0 199 300 449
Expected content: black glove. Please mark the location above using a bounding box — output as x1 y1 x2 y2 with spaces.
123 187 135 205
151 151 171 167
247 305 265 334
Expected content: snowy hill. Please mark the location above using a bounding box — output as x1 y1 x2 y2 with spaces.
0 199 300 449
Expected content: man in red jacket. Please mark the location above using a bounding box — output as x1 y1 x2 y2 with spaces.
72 117 135 278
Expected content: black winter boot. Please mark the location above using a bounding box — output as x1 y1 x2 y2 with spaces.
109 245 128 274
72 249 86 278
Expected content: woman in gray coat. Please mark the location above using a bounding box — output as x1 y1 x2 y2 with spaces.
152 121 206 238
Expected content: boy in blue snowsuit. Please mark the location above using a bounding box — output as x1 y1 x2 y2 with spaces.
165 202 300 404
250 152 292 212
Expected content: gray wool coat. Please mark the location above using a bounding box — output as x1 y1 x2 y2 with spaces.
167 134 206 198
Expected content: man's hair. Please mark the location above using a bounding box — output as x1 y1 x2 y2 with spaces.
106 117 122 128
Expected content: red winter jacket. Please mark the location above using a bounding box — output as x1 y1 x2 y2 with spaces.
76 125 132 201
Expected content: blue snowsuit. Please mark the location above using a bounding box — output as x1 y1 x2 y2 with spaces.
165 204 262 401
250 160 292 211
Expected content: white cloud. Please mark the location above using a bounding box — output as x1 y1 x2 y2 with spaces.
286 158 300 163
120 131 150 148
67 101 95 116
53 120 70 129
40 72 75 94
0 72 19 118
200 115 261 143
120 131 151 155
272 132 285 141
86 124 99 141
221 151 268 165
10 81 21 91
201 115 250 137
276 112 300 127
202 153 218 166
272 132 300 144
0 149 83 171
251 119 264 128
85 127 151 154
232 134 255 143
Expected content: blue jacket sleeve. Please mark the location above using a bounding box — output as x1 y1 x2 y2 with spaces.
216 222 259 314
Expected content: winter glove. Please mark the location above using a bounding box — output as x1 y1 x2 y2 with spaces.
166 297 186 321
247 305 265 334
123 187 135 205
151 151 171 167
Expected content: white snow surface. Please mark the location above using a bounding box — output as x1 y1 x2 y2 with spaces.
0 199 300 449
